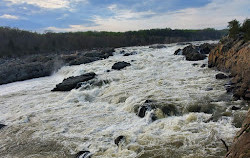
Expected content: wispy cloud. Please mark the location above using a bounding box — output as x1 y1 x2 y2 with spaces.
107 4 156 20
3 0 88 9
46 0 249 32
0 14 19 20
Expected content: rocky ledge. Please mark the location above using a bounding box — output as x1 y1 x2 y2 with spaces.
52 72 96 91
208 37 250 100
0 48 114 85
174 43 216 61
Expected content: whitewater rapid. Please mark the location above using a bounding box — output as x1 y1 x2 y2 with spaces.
0 41 248 158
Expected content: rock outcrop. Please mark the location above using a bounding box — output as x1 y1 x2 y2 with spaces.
111 61 131 70
174 43 216 61
52 72 96 91
208 37 250 100
0 48 114 85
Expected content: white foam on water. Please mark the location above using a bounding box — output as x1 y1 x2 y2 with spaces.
0 41 247 158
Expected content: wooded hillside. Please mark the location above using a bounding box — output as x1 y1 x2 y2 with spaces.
0 27 227 57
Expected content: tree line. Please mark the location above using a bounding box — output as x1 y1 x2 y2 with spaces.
228 18 249 40
0 27 227 58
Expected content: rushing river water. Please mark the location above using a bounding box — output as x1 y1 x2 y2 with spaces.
0 41 248 158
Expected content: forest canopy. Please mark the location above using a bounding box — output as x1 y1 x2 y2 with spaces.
228 18 250 40
0 27 227 58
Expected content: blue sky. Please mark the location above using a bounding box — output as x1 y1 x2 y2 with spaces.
0 0 249 32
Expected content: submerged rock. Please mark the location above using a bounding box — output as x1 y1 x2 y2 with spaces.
137 105 151 118
136 100 179 120
137 100 155 118
215 73 228 79
205 87 213 91
52 72 96 91
161 104 179 116
114 136 126 146
201 64 206 68
76 79 111 90
112 61 131 70
192 63 199 66
123 51 137 56
232 106 241 111
0 124 6 130
174 49 182 55
149 44 166 49
75 151 91 158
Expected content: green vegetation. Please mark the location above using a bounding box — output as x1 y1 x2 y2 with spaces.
228 18 250 41
0 27 227 58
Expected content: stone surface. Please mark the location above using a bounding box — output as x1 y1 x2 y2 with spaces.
208 37 250 100
225 109 250 158
111 61 131 70
123 51 137 56
114 136 126 146
174 44 214 61
0 124 6 130
0 48 114 85
216 73 228 79
52 72 96 91
75 151 91 158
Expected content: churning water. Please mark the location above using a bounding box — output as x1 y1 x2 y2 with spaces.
0 41 248 158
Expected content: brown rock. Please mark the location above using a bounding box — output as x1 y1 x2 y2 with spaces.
208 38 250 100
225 109 250 158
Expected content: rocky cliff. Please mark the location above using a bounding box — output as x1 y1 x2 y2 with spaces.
208 36 250 100
208 36 250 158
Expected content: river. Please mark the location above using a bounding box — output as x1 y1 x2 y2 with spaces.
0 41 247 158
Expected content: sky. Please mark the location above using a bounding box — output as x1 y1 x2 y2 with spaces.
0 0 249 32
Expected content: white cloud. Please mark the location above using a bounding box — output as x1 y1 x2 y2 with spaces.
4 0 88 9
0 14 19 20
45 0 250 32
107 4 156 20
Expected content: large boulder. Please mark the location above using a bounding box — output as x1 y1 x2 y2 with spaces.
174 44 208 61
182 45 199 55
52 72 96 91
185 53 206 61
198 43 216 54
111 61 131 70
215 73 228 79
0 61 55 85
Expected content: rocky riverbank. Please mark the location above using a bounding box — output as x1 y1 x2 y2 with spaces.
208 36 250 158
0 48 114 85
208 36 250 100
